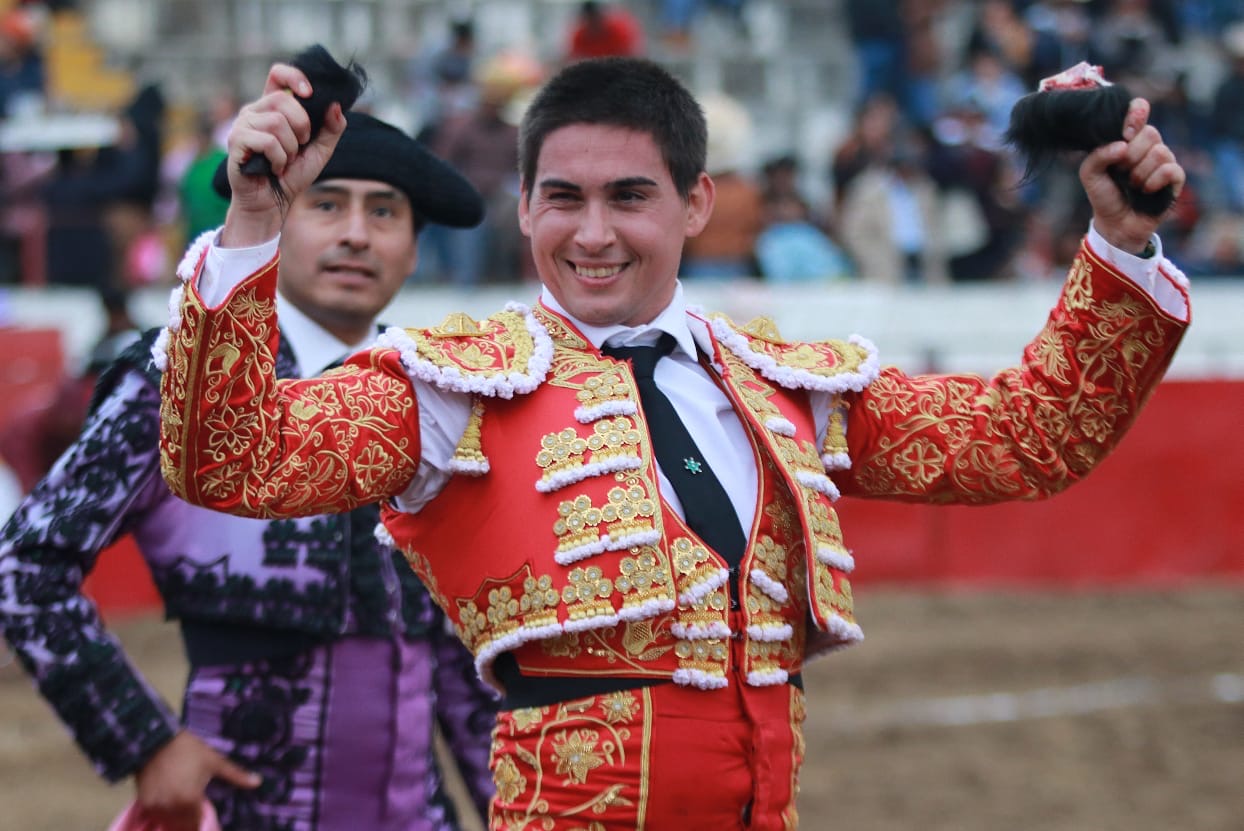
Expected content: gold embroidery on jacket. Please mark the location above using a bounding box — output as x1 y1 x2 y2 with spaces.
535 418 644 490
553 487 659 561
410 308 535 376
848 249 1183 503
161 277 419 518
490 695 640 828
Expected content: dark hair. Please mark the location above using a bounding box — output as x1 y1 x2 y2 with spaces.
1004 83 1175 217
518 57 707 201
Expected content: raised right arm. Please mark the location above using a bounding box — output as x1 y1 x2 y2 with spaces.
158 251 421 519
158 62 422 519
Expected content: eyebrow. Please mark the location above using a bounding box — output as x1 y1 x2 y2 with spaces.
537 176 659 191
307 183 405 201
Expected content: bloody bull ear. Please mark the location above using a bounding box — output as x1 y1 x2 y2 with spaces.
235 43 369 209
1004 61 1175 217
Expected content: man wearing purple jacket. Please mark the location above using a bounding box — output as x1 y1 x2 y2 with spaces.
0 111 497 831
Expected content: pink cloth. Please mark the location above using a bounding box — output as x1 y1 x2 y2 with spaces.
106 799 220 831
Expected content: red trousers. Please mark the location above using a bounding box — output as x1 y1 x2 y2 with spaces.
488 676 806 830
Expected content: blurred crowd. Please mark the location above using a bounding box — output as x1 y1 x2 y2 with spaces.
5 0 1244 307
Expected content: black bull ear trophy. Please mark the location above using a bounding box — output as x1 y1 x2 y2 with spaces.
1004 62 1176 217
238 43 369 209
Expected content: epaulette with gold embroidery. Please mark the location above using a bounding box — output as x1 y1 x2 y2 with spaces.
376 302 553 397
706 313 880 394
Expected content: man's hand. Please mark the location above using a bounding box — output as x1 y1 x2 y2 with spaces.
132 730 260 831
220 62 348 248
1080 97 1185 254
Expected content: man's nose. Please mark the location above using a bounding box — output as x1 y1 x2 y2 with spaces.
574 201 615 251
341 205 370 248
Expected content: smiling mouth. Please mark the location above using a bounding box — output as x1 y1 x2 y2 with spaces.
573 263 624 279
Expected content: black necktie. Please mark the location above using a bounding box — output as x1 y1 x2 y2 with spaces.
603 334 747 574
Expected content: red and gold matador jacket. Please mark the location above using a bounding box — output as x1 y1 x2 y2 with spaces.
157 240 1188 694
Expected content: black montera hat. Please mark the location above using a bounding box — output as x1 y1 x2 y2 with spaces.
212 110 485 228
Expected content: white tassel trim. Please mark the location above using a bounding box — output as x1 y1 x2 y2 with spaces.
821 451 852 471
563 612 621 633
618 596 677 620
374 524 396 548
535 455 644 493
678 567 730 605
150 326 171 372
166 284 185 333
747 668 790 686
448 458 490 475
673 668 729 690
377 303 553 399
746 623 794 642
796 469 841 501
709 318 881 393
671 620 732 640
554 528 661 566
816 545 856 573
822 612 865 644
749 568 790 603
575 400 638 423
176 229 216 284
764 416 797 437
475 622 565 692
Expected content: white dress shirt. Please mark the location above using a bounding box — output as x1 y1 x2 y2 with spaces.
194 224 1189 527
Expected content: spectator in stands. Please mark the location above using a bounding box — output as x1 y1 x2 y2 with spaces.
176 107 230 243
0 144 53 284
844 0 906 113
831 91 903 212
658 0 748 51
839 127 950 285
0 7 44 119
40 83 165 290
1179 210 1244 276
1210 22 1244 211
1021 0 1097 85
431 53 533 285
680 91 764 278
565 1 645 61
940 44 1029 151
755 187 853 283
1091 0 1180 104
0 111 498 831
927 101 1028 281
406 17 478 147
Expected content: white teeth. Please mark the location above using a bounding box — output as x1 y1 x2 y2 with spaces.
576 264 623 279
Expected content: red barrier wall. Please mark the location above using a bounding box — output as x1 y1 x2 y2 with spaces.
836 380 1244 586
83 380 1244 617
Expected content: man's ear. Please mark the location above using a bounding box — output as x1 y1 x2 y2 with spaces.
518 182 532 237
684 172 716 238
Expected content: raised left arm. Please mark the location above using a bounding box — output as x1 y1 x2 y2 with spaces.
836 240 1188 503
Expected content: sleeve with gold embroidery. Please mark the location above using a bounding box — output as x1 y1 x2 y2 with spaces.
835 242 1189 504
158 254 421 519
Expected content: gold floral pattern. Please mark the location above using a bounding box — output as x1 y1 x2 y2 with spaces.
159 267 421 519
408 308 537 376
842 244 1186 506
599 692 640 724
490 693 642 829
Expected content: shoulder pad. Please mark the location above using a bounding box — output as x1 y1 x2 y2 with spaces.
375 302 554 397
707 314 881 393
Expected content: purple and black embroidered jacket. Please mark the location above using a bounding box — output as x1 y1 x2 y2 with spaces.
0 331 497 831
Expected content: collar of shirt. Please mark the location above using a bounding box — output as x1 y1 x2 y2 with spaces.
537 281 703 360
275 291 375 378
